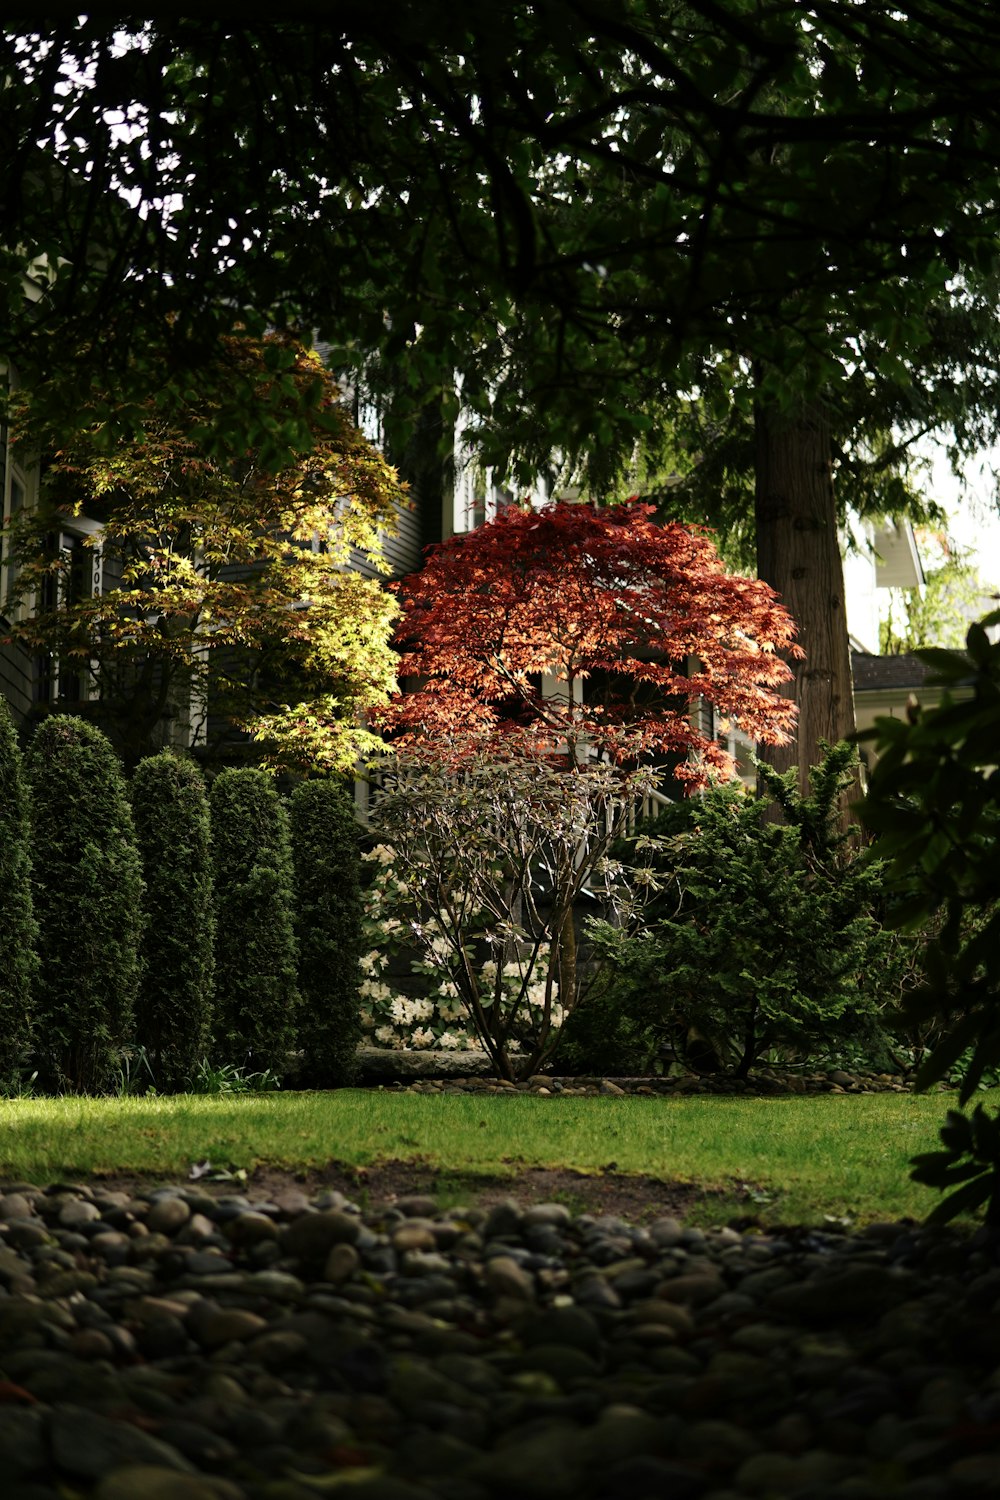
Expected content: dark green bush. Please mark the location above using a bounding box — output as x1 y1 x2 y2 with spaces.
560 795 695 1077
290 779 363 1087
555 978 660 1077
25 715 144 1092
210 767 299 1074
587 743 902 1078
0 697 36 1088
862 612 1000 1221
131 751 215 1089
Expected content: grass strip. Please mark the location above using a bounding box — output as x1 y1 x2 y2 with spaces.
0 1089 991 1227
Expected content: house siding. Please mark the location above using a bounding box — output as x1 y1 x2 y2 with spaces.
0 633 33 725
349 499 422 582
0 392 35 727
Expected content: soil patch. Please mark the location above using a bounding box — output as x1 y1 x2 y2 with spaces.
86 1158 744 1223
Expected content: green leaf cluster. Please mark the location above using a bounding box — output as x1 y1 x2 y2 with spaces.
911 1107 1000 1225
861 612 1000 1221
880 542 992 655
25 716 145 1093
8 8 1000 487
131 752 215 1090
290 780 363 1088
2 721 369 1094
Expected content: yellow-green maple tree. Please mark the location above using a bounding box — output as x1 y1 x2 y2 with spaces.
4 336 404 770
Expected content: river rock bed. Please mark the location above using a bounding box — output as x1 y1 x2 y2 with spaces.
0 1180 998 1500
355 1049 927 1095
380 1068 919 1097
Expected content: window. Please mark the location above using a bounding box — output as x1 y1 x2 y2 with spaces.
32 525 103 707
718 725 757 789
0 462 27 612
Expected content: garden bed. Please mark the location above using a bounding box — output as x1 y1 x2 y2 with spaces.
358 1048 920 1097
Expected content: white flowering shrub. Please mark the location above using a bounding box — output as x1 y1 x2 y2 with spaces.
362 749 664 1080
357 922 484 1052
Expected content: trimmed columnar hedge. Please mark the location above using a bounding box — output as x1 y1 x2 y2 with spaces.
290 778 363 1087
0 697 36 1087
25 716 144 1093
210 767 299 1074
131 751 215 1089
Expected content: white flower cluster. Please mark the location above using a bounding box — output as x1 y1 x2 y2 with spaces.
390 995 435 1025
359 859 486 1053
359 843 575 1056
363 844 397 866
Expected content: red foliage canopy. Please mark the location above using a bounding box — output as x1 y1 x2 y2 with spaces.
383 501 800 784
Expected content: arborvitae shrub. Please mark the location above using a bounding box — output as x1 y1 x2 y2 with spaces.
0 697 36 1088
290 779 362 1087
131 752 214 1089
210 767 299 1073
25 716 144 1092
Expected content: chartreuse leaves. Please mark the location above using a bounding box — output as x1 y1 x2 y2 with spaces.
6 334 406 771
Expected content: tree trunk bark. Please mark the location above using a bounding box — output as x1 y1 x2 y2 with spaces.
557 906 577 1021
754 393 858 813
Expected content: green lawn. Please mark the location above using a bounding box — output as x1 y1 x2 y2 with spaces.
0 1089 989 1227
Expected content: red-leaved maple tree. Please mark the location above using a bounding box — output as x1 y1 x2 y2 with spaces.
369 501 801 1079
384 499 799 781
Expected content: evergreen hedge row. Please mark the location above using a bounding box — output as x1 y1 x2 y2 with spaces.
1 709 376 1096
211 767 300 1075
131 751 215 1089
0 697 36 1087
25 716 145 1093
290 778 362 1087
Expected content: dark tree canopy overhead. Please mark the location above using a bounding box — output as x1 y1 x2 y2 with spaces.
4 3 1000 468
8 4 1000 796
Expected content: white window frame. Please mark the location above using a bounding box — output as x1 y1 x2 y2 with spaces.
0 453 33 616
31 516 104 708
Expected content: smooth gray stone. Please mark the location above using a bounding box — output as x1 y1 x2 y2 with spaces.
768 1264 912 1324
522 1203 572 1229
522 1306 603 1356
58 1198 102 1227
483 1201 523 1239
147 1197 192 1234
0 1408 45 1478
153 1420 240 1467
282 1210 360 1261
517 1342 601 1384
0 1193 35 1220
49 1406 195 1478
358 1047 492 1081
465 1423 583 1499
599 1456 709 1499
93 1468 246 1500
485 1255 535 1300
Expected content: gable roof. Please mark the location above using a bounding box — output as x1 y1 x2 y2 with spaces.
852 650 975 693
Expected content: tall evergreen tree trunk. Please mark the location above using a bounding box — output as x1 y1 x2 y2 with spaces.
754 395 857 812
